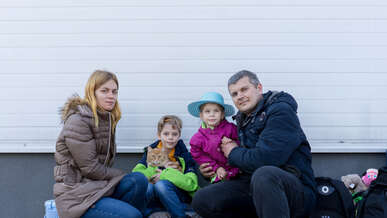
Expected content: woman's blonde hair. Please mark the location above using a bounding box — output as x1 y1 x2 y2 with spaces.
84 70 121 132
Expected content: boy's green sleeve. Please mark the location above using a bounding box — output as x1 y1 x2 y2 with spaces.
132 163 157 179
159 168 199 192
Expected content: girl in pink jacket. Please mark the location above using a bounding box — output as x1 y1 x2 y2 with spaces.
188 92 240 183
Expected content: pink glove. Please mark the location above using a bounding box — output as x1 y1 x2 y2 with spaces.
362 168 378 186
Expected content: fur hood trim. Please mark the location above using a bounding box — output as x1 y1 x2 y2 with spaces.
59 94 92 122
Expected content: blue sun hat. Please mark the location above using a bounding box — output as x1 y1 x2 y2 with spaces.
188 92 235 118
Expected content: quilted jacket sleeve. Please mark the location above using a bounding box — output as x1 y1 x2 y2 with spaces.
132 163 158 179
63 114 124 180
190 134 221 172
159 168 199 192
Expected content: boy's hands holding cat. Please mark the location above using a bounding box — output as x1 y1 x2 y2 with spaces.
150 171 161 184
150 162 182 184
165 161 180 169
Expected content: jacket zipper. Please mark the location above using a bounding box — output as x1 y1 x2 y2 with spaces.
104 112 112 166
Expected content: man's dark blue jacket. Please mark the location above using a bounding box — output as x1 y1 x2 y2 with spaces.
229 91 316 210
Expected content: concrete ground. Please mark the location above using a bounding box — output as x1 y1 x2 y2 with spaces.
0 152 385 218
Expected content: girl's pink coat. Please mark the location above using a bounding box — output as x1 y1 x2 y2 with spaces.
189 120 240 182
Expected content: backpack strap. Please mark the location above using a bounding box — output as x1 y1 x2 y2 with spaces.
372 167 387 187
384 191 387 218
355 167 387 218
329 178 355 218
385 149 387 167
381 165 387 218
355 189 387 218
371 166 387 217
355 191 367 218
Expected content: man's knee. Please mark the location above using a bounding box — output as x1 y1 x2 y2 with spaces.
250 166 283 190
191 188 205 208
192 188 213 212
252 166 281 180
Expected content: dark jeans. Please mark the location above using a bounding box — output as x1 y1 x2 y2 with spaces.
146 180 192 218
82 172 148 218
192 166 314 218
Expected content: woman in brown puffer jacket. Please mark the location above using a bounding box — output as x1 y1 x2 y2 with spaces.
54 70 148 218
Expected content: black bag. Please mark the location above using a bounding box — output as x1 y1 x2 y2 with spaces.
355 167 387 218
310 177 355 218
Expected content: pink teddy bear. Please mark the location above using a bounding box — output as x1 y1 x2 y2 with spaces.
362 168 378 186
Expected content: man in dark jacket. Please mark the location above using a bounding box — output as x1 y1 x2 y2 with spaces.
192 70 317 218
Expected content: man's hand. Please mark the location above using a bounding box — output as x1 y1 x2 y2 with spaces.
221 141 238 158
199 163 215 179
221 136 233 144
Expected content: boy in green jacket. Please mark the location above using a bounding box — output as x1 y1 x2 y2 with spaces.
132 115 199 218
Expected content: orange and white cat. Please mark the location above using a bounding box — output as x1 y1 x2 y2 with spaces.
146 146 182 171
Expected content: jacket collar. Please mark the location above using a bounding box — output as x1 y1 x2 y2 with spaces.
199 119 228 134
233 91 272 128
149 139 186 156
60 94 110 122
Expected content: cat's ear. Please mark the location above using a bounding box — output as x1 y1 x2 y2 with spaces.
146 146 152 153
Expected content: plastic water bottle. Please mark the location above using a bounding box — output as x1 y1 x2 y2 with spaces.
44 200 59 218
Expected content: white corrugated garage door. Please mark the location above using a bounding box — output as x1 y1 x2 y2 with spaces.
0 0 386 153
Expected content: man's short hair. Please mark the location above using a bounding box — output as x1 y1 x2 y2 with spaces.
228 70 260 87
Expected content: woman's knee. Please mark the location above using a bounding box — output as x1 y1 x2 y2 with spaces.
116 172 148 196
83 197 143 218
124 172 148 189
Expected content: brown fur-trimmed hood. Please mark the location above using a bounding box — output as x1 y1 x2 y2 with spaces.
59 95 92 122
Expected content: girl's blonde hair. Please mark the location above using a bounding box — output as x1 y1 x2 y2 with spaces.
84 70 121 132
157 115 183 135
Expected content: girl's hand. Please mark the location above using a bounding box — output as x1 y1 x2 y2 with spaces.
216 167 227 180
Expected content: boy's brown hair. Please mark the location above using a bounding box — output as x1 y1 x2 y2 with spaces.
157 115 183 135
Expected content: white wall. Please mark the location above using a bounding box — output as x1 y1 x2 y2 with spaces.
1 0 386 153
